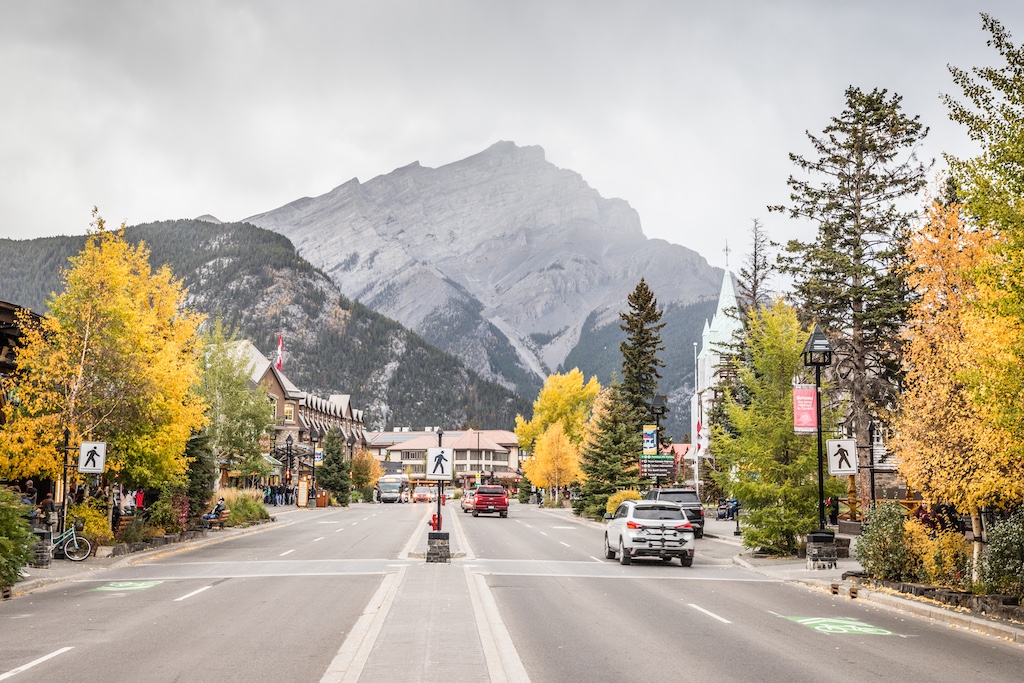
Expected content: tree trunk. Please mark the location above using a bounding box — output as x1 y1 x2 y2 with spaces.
970 508 983 583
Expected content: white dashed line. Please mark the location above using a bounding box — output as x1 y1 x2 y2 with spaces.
0 647 74 680
174 586 212 602
280 549 296 556
689 603 731 623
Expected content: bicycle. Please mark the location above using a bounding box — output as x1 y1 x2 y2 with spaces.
49 516 92 561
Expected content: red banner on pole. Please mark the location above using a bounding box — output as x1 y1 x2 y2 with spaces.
793 384 817 434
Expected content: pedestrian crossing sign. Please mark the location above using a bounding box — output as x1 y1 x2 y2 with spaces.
78 441 107 473
425 447 452 480
826 439 856 476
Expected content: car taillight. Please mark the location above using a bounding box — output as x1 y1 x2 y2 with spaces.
626 520 644 529
675 521 693 530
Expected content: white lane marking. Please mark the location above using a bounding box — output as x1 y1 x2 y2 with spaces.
320 568 406 683
465 567 531 682
689 603 732 624
335 528 345 533
313 537 325 542
280 549 296 556
351 522 358 525
589 556 604 563
559 542 570 547
174 586 212 602
539 531 547 536
0 647 74 680
448 501 475 560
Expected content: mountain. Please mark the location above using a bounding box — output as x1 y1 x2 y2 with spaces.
0 222 531 430
243 141 724 438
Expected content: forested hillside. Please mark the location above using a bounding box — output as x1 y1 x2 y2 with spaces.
0 221 530 430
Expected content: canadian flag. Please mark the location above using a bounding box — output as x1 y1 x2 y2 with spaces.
275 333 284 371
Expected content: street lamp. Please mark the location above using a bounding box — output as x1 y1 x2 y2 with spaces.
285 433 294 505
803 324 833 532
309 426 320 508
346 432 356 461
649 394 667 488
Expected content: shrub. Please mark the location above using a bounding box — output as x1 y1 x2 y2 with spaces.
70 504 115 547
904 518 971 589
147 484 189 534
215 487 270 526
0 486 35 590
980 508 1024 599
856 500 918 582
605 489 642 515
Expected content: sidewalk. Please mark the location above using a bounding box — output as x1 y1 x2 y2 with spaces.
701 515 1024 645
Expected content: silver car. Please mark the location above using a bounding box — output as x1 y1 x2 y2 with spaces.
604 499 696 567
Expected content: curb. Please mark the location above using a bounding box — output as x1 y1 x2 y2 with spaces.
732 553 1024 646
9 518 284 598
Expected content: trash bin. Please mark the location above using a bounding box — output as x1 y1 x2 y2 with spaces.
806 530 837 570
316 490 329 507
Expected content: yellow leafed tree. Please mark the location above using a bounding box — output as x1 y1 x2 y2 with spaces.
521 422 582 503
514 368 601 450
893 198 1024 566
0 212 207 487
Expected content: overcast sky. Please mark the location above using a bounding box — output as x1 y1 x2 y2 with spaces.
2 1 1020 270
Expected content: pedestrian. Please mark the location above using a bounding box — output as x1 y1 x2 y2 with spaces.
135 488 145 509
74 484 85 505
23 480 38 505
37 492 56 527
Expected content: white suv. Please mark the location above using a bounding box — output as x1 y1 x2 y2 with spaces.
604 499 696 567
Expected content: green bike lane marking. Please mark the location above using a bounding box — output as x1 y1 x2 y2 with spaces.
788 616 895 635
91 581 164 592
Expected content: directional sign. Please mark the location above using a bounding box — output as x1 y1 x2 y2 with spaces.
78 442 107 474
640 454 675 478
826 439 857 476
425 447 452 480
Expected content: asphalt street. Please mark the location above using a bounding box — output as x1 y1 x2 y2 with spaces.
2 501 1022 682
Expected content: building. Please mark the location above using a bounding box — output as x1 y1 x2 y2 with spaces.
364 428 523 490
688 271 742 496
233 340 366 488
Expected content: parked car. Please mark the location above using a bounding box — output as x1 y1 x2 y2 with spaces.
471 485 509 517
643 487 705 537
461 490 476 513
412 486 433 503
604 499 695 566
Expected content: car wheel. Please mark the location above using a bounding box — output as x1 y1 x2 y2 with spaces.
604 535 616 560
472 510 479 517
500 511 507 518
618 540 631 565
681 554 693 567
696 529 704 539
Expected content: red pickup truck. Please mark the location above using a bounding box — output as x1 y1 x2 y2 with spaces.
471 485 509 518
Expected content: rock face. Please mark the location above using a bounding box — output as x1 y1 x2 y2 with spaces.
245 141 722 394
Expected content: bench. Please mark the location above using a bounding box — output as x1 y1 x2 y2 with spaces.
203 509 231 530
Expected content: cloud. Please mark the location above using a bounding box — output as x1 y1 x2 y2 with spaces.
0 0 1018 268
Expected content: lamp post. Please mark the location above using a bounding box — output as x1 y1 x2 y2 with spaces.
285 433 294 505
309 426 320 508
60 426 71 535
803 324 833 532
649 394 667 489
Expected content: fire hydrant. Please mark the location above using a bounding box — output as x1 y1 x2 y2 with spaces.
428 513 442 531
441 494 446 506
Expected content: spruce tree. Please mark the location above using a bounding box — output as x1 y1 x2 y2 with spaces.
772 86 929 502
619 278 667 435
576 385 641 518
317 427 351 505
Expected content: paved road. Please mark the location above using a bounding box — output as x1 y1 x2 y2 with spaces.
1 501 1022 682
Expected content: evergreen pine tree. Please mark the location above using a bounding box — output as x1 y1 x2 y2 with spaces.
317 427 351 505
185 432 217 526
619 278 667 438
772 86 930 502
576 385 641 518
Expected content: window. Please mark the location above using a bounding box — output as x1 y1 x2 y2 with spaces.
269 397 277 420
284 403 295 423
